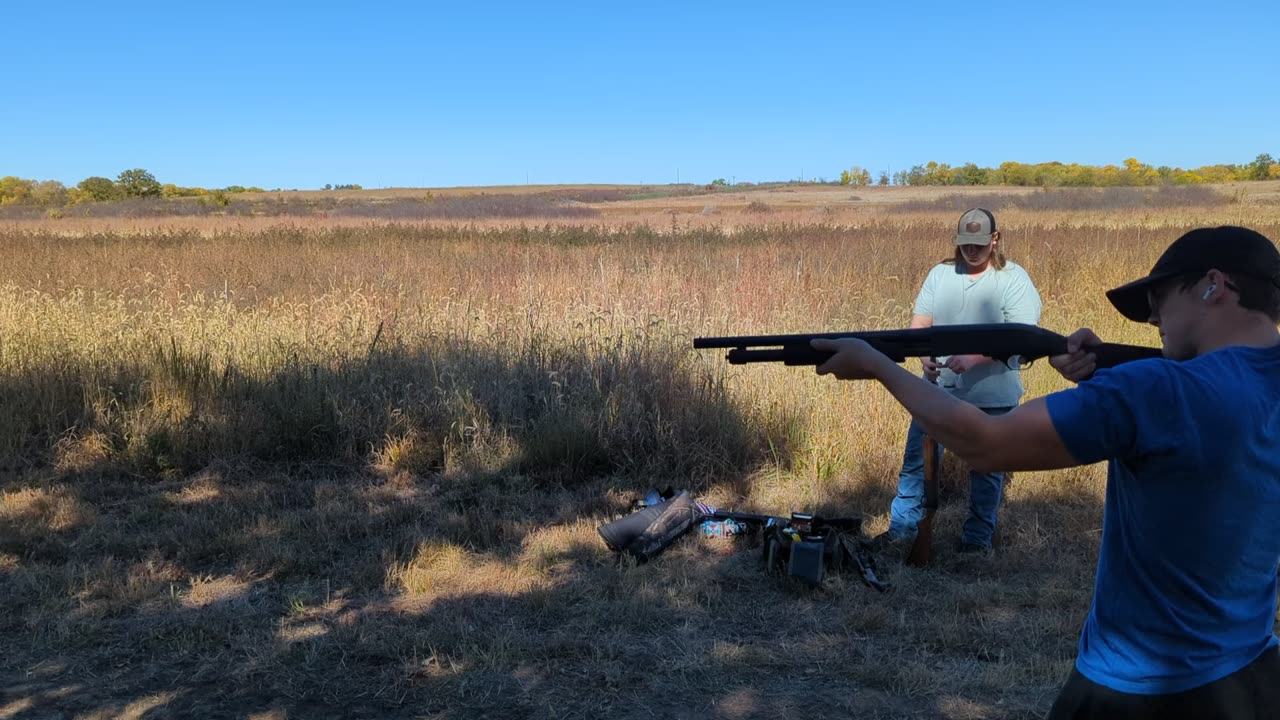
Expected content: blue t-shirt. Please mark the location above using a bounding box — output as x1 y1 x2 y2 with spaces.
1044 344 1280 694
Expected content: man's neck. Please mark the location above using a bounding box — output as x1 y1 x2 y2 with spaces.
963 261 990 276
1195 314 1280 355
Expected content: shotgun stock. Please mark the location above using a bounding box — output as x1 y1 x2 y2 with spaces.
906 366 941 567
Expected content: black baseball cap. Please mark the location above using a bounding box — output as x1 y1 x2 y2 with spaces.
1105 226 1280 322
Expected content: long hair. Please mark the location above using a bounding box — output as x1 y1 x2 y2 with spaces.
942 232 1007 270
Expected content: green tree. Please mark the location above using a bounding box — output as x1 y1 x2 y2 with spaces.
1251 154 1275 181
877 171 890 186
117 168 162 197
954 162 987 186
76 176 120 202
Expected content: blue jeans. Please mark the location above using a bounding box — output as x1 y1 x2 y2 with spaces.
887 406 1013 548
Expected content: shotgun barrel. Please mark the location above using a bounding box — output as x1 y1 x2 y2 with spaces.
694 323 1162 370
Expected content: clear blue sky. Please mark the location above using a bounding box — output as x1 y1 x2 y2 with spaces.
3 0 1276 190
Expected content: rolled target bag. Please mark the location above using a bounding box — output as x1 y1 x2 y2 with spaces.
598 490 698 562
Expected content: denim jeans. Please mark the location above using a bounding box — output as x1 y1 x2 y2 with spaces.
887 406 1013 548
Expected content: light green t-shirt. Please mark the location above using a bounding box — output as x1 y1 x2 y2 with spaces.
912 260 1043 407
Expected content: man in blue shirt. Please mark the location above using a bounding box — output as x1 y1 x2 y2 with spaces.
811 225 1280 719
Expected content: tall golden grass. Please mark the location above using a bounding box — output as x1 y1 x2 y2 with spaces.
5 215 1274 487
2 206 1278 718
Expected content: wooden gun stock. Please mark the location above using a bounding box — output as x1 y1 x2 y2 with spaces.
907 366 940 567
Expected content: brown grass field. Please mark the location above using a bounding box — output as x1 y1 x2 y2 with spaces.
2 182 1279 719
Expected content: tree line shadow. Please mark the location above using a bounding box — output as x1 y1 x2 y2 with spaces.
0 342 1101 719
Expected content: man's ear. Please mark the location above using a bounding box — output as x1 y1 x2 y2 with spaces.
1202 269 1227 304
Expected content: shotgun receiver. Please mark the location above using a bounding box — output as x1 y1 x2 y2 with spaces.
693 322 1162 371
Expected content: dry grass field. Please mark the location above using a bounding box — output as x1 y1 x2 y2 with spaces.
2 183 1279 719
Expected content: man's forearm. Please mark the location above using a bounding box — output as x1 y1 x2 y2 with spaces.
869 356 997 463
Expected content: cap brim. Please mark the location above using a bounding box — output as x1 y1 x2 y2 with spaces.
955 234 992 246
1105 274 1168 322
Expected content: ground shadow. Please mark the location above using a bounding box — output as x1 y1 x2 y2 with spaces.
1 346 1107 719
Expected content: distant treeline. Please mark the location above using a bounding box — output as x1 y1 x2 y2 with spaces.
841 154 1280 187
0 168 281 208
0 190 626 221
887 185 1232 213
4 155 1279 210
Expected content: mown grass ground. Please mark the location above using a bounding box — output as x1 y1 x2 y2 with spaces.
2 195 1278 719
